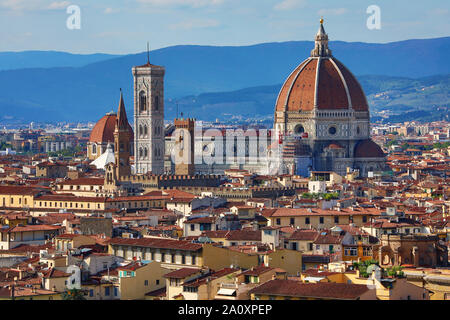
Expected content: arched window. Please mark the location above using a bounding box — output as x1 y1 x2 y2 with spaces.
92 144 97 154
139 91 147 112
139 148 143 159
139 125 143 137
144 147 148 159
144 125 148 137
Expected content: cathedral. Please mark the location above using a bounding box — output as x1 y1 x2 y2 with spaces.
89 19 386 179
272 19 386 177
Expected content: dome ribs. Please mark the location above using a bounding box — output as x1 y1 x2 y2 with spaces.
286 59 317 112
333 59 369 111
316 59 348 110
89 115 117 144
275 59 309 113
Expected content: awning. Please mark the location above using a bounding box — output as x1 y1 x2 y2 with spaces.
217 288 236 296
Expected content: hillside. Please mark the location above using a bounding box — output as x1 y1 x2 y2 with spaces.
0 37 449 122
0 51 121 71
166 74 450 123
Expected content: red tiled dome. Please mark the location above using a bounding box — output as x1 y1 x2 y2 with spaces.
354 140 385 158
275 21 368 114
275 57 368 113
89 113 133 143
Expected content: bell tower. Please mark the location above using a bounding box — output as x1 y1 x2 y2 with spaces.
132 50 165 175
174 118 196 175
114 90 132 178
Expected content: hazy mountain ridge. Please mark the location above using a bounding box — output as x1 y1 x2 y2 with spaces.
165 74 450 122
0 37 449 122
0 51 121 71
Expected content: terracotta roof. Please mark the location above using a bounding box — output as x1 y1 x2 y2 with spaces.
117 261 147 272
225 230 261 242
314 232 344 245
275 56 368 113
41 268 70 279
89 113 133 144
0 224 62 233
0 186 43 196
0 243 54 254
335 224 369 236
183 268 238 288
163 189 197 202
249 280 370 299
0 286 59 298
184 216 217 224
57 178 104 186
288 229 319 241
241 265 274 276
145 286 166 297
163 268 201 279
201 230 230 238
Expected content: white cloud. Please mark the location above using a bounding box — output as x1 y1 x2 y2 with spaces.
104 7 119 14
0 0 32 11
0 0 70 11
274 0 307 11
169 18 220 30
137 0 224 8
317 8 348 16
47 1 70 10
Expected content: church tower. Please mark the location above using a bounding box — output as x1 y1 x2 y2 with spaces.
114 90 132 178
132 53 166 175
174 118 196 175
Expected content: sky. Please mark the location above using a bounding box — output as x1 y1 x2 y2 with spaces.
0 0 449 54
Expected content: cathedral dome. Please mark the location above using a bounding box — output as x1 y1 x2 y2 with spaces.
275 21 368 114
354 139 385 158
89 112 133 144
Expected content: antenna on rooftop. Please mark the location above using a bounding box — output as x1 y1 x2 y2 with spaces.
147 42 150 64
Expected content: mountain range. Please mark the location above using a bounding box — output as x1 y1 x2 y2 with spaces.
166 74 450 123
0 37 448 123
